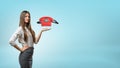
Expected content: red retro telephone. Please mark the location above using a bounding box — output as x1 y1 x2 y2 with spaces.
37 16 59 28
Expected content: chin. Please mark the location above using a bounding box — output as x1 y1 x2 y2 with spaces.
25 22 29 24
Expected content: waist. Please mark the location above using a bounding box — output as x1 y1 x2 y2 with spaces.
22 45 34 49
27 47 34 49
21 47 34 53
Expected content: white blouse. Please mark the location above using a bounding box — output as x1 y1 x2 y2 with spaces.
9 26 34 47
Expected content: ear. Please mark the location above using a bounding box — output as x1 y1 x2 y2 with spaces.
52 20 59 24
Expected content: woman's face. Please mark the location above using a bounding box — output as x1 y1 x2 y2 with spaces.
24 13 30 23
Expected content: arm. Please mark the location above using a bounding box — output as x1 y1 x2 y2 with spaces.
13 45 22 51
9 27 23 52
9 43 26 52
35 28 51 44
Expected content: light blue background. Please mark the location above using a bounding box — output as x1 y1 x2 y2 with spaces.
0 0 120 68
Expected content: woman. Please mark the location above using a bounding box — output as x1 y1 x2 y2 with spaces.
9 10 50 68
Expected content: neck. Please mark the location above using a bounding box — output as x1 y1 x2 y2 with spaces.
25 23 29 28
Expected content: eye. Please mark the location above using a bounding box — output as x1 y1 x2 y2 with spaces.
25 13 30 18
25 16 30 18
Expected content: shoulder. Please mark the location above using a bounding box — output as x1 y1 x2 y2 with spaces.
17 26 23 31
15 26 23 34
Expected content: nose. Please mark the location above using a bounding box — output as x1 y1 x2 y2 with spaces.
27 16 30 19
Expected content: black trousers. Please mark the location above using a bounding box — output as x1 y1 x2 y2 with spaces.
19 47 34 68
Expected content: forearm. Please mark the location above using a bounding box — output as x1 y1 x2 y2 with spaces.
35 31 43 44
13 45 22 52
9 40 22 51
35 28 51 44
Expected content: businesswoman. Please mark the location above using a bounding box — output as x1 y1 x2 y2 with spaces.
9 10 50 68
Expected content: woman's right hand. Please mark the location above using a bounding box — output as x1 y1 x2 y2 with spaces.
20 45 29 52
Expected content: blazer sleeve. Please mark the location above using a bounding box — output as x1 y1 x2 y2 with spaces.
9 27 27 46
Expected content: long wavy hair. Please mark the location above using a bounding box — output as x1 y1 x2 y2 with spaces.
19 10 35 43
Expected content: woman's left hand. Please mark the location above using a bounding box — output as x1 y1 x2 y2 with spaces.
41 28 51 32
